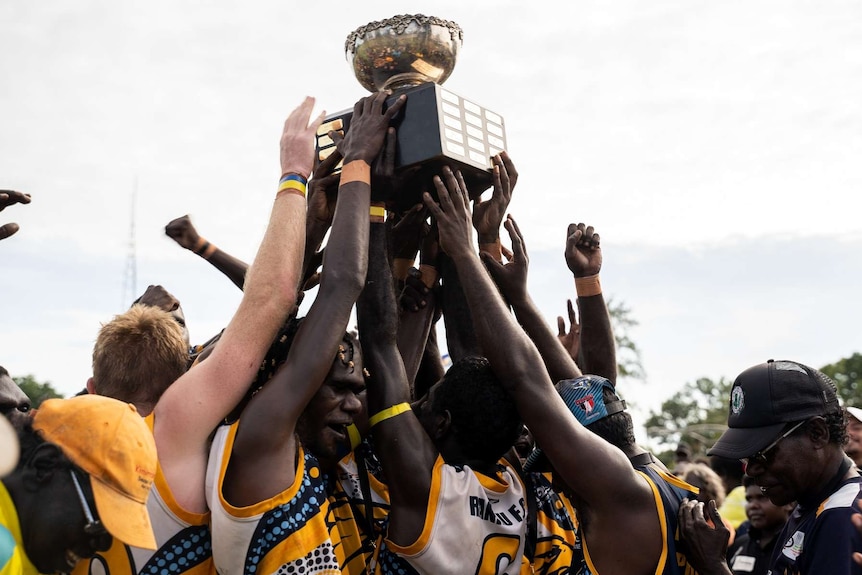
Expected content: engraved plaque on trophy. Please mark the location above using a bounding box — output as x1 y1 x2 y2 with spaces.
315 14 507 211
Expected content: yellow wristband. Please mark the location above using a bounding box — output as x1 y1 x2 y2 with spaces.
340 160 371 185
346 423 362 450
575 274 602 297
368 403 411 428
370 204 386 223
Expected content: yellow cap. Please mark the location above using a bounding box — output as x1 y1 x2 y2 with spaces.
33 395 158 550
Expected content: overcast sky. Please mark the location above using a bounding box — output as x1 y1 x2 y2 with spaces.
2 0 860 443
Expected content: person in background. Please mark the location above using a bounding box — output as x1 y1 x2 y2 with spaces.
845 406 862 468
0 367 30 431
679 359 862 575
1 395 157 574
725 475 794 575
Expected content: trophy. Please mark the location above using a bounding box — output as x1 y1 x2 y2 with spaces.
315 14 507 211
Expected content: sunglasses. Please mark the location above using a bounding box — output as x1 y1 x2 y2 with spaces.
742 420 807 468
69 469 113 552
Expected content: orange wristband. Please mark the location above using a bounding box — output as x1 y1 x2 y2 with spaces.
340 160 371 185
575 274 602 297
202 243 218 260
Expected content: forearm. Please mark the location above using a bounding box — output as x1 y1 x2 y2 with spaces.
439 254 481 361
509 293 582 384
577 292 617 383
450 250 546 392
319 166 371 295
397 289 437 386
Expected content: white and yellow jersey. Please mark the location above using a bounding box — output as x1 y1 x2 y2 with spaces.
386 456 528 575
206 422 344 575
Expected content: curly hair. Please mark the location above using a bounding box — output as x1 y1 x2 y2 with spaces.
677 461 727 507
585 387 637 449
432 356 521 462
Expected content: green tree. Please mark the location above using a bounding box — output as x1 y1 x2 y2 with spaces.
607 297 645 381
821 353 862 406
13 374 64 407
643 376 731 459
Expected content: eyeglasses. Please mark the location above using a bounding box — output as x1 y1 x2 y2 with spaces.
69 469 113 552
742 420 807 468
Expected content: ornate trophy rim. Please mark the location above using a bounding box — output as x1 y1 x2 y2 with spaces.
345 14 464 55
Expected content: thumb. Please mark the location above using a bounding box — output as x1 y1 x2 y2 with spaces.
479 251 503 276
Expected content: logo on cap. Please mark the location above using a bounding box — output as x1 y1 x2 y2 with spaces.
731 386 745 415
577 396 596 415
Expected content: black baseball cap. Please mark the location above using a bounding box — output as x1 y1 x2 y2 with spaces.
707 359 840 459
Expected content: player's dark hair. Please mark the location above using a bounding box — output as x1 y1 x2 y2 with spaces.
432 356 521 462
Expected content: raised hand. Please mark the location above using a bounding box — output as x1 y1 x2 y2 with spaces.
471 152 517 244
0 190 31 241
422 167 474 259
165 215 202 251
389 203 430 261
280 96 326 179
565 222 602 278
332 92 406 164
135 284 181 313
677 499 733 575
306 146 342 227
482 215 530 303
557 299 581 362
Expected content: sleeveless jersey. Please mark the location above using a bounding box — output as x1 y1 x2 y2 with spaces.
576 465 700 575
385 456 528 575
327 444 420 575
767 476 862 575
0 482 39 575
525 472 577 575
72 414 214 575
206 422 344 574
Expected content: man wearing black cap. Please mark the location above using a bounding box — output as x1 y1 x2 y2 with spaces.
680 359 862 575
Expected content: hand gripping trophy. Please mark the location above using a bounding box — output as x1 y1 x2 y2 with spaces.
315 14 508 210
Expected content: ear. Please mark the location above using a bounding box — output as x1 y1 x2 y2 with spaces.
86 377 96 394
806 416 830 448
434 409 452 441
21 443 65 490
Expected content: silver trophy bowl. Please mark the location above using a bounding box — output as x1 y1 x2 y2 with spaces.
346 14 463 93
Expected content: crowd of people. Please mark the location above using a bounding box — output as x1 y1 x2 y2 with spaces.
2 92 862 574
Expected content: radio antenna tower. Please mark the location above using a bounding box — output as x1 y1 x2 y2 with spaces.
121 177 138 308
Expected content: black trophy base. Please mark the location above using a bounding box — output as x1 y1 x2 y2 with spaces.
315 82 506 213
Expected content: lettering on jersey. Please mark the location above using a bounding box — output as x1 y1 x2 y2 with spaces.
470 496 525 526
781 530 805 561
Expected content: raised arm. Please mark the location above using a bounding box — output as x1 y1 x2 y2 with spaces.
152 96 323 513
564 222 617 383
356 210 438 547
165 214 249 290
483 215 582 384
221 92 406 506
422 168 648 515
0 190 31 241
